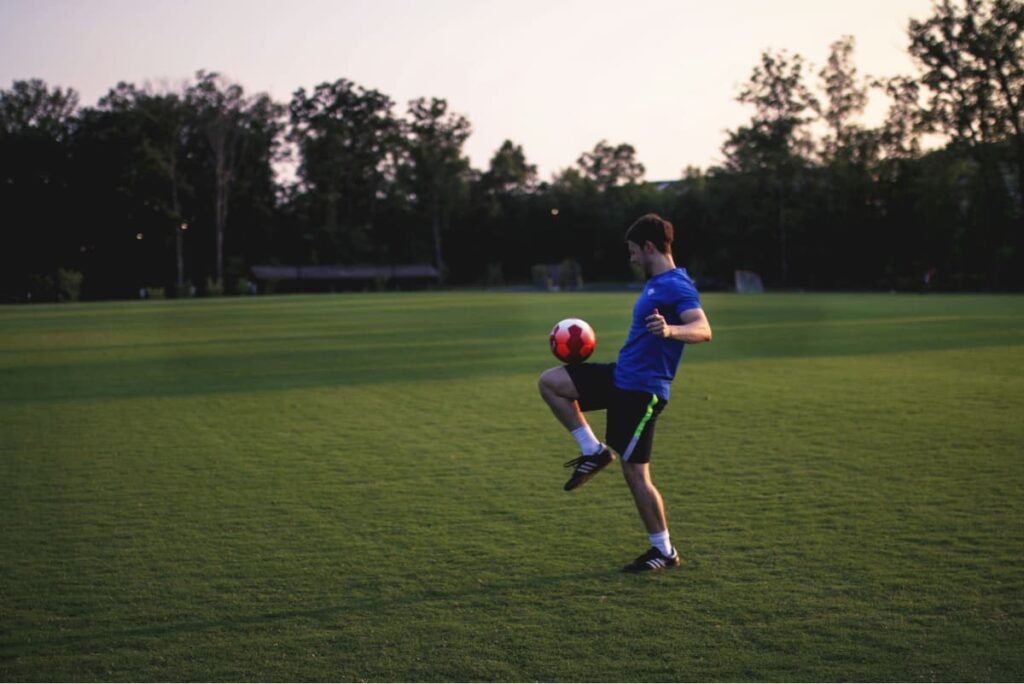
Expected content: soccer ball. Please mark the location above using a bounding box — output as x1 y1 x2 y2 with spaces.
549 318 596 364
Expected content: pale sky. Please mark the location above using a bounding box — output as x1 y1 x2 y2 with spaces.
0 0 936 181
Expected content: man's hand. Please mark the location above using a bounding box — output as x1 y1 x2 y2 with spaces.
645 309 670 337
646 307 712 344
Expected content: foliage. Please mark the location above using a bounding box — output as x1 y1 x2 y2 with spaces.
56 268 83 301
576 139 646 192
0 78 78 138
288 79 401 264
2 0 1023 300
204 276 223 297
401 97 473 281
909 0 1024 149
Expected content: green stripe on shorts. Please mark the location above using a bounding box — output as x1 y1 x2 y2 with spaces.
623 394 659 461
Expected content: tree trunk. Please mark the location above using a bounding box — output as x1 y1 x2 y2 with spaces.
171 160 183 290
431 196 444 282
777 177 788 285
215 154 229 285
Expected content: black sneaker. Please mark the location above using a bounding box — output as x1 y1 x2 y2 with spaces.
622 546 681 573
563 445 618 491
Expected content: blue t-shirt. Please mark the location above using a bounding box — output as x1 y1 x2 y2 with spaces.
613 268 702 401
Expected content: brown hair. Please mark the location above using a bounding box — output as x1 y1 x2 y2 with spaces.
625 213 674 254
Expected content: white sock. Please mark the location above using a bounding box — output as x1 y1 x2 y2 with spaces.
570 425 602 455
649 530 674 557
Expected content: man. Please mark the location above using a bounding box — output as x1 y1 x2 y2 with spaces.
538 213 712 572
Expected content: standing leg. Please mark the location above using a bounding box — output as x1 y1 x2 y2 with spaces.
621 461 668 534
620 461 679 571
616 402 680 571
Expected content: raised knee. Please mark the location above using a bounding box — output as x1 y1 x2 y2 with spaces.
538 367 566 396
538 368 554 395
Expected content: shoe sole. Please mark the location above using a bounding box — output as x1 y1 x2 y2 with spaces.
622 560 680 573
564 451 618 491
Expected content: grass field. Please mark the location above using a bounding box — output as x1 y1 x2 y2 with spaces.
1 290 1023 681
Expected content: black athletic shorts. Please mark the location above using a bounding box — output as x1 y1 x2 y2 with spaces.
565 363 667 464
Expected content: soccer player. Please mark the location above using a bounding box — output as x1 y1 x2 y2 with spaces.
538 213 712 572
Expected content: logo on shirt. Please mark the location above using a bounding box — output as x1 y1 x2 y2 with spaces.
647 289 655 296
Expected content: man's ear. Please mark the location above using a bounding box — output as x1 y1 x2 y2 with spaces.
644 240 657 255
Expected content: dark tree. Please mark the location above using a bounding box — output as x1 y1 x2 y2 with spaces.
722 49 817 284
186 71 283 287
401 97 472 281
288 80 401 264
0 79 79 300
576 139 645 192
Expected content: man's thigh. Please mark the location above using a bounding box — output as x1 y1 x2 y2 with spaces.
606 390 666 463
565 363 616 412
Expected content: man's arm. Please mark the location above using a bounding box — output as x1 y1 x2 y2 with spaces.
645 307 712 344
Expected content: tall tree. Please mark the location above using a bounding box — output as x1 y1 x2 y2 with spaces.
725 49 818 171
185 71 283 286
722 49 817 283
462 140 540 283
576 139 645 192
401 97 472 280
816 36 871 162
0 78 78 137
186 71 244 286
0 79 79 300
289 79 401 262
811 37 886 286
876 76 927 161
909 0 1024 287
482 139 537 195
97 84 192 289
909 0 1024 199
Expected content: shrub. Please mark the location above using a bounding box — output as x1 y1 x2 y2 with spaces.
559 259 583 290
484 263 503 287
531 264 555 291
27 273 57 301
56 269 83 302
175 281 196 298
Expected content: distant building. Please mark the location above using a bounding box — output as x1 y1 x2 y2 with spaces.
250 264 440 292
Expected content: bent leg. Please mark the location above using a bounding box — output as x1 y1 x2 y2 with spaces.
538 366 587 431
622 461 668 534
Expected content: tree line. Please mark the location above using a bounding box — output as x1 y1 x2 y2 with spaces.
1 0 1021 301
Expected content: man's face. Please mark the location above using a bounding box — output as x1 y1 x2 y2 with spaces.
628 240 649 276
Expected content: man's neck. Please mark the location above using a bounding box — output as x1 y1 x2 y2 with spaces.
648 254 676 278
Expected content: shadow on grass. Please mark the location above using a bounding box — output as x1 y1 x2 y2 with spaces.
3 316 1023 405
0 567 639 654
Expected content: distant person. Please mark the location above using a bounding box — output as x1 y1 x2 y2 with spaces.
923 267 936 293
538 214 712 572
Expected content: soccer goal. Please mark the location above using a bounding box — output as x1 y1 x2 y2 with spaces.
734 270 764 293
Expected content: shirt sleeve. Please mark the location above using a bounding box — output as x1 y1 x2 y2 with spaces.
673 280 702 316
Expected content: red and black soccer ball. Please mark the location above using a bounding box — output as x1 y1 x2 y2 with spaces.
549 318 596 365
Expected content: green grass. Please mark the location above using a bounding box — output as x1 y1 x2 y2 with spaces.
1 291 1023 681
